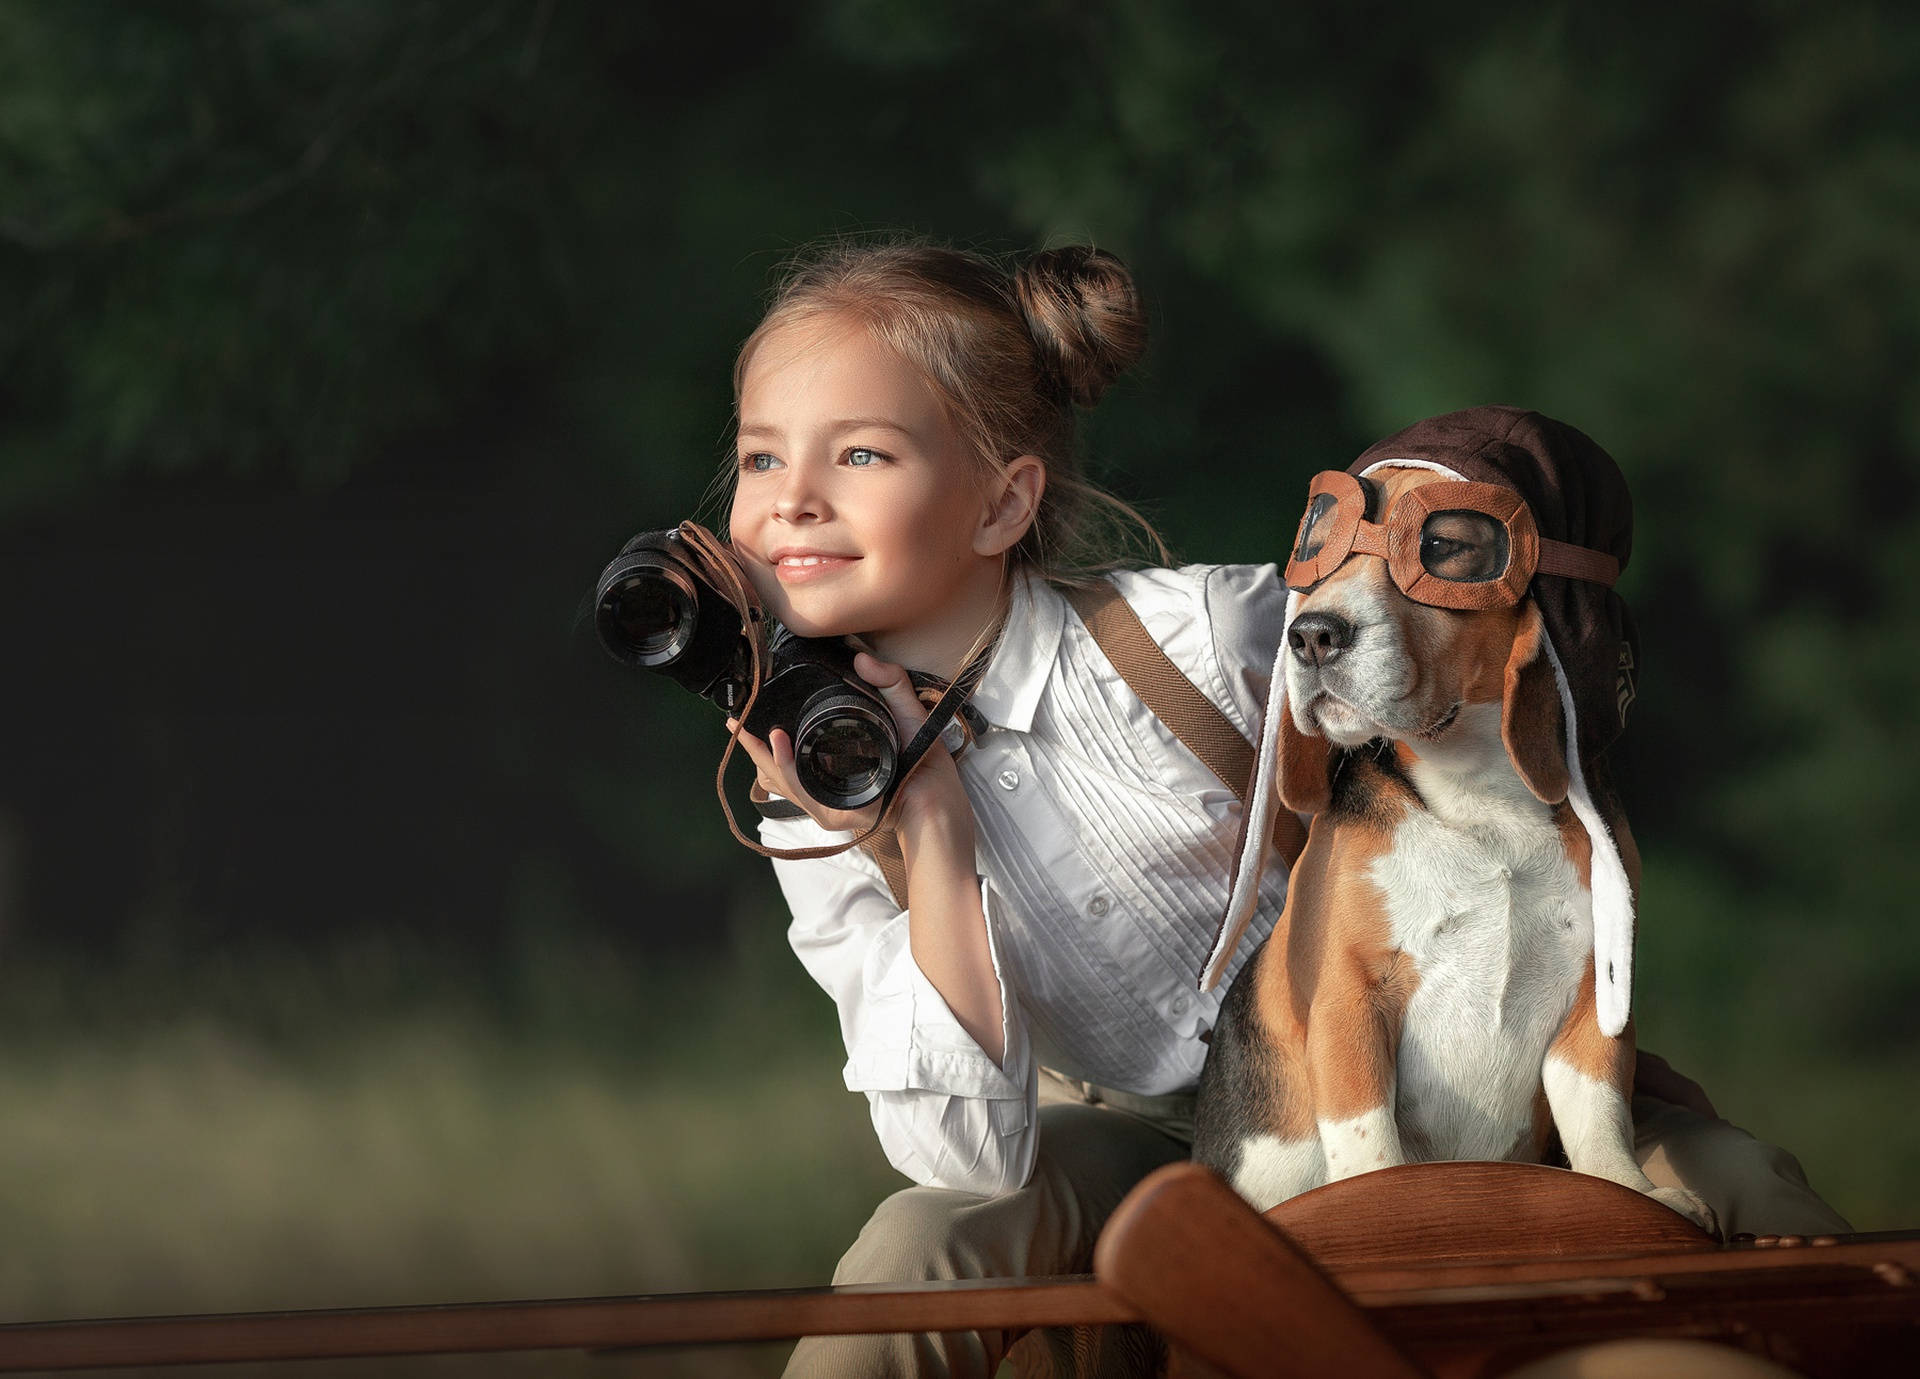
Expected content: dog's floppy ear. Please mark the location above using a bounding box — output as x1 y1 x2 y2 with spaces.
1277 703 1333 815
1501 600 1570 805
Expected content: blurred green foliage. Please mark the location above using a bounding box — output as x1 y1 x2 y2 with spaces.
1 0 1917 1322
0 920 888 1376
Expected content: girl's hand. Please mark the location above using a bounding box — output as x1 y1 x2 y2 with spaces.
730 651 974 840
1633 1048 1720 1121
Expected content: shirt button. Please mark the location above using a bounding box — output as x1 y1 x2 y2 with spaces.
1170 994 1191 1015
997 769 1021 791
1087 894 1110 916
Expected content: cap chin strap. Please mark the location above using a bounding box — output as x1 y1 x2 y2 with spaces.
1539 633 1634 1036
1205 590 1299 993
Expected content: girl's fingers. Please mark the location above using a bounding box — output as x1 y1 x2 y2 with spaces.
735 689 910 831
728 719 782 784
854 651 930 733
729 720 824 814
853 650 908 692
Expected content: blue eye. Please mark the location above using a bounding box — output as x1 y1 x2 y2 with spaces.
739 452 779 472
846 447 884 467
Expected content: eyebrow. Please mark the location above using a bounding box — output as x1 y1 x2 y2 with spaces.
735 417 919 445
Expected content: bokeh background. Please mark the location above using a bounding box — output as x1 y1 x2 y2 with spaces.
2 1 1917 1373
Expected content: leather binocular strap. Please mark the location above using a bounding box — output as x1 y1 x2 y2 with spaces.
859 581 1308 911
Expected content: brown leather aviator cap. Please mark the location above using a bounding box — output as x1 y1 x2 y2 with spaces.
1349 405 1639 769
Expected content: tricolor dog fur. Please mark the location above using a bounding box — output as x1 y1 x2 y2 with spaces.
1192 406 1714 1234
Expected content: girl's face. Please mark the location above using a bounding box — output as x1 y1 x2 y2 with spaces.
728 315 1011 658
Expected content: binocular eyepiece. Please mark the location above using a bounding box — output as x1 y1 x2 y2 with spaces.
594 529 898 812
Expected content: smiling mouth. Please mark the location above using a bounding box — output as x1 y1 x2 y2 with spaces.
772 553 859 584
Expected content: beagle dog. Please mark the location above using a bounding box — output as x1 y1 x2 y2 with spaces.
1191 458 1715 1234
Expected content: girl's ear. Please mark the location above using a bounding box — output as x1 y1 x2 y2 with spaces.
974 455 1046 557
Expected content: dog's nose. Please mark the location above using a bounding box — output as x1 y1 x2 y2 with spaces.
1288 612 1354 668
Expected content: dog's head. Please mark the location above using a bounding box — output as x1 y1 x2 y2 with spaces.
1276 464 1568 814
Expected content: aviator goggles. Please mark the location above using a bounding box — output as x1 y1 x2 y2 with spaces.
1284 470 1622 609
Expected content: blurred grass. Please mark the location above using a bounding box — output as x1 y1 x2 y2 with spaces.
0 864 1912 1377
0 908 902 1377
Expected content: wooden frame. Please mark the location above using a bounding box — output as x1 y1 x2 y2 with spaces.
3 1163 1913 1375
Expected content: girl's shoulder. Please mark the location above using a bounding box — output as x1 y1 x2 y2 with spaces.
1101 561 1286 617
1099 562 1289 659
1068 563 1289 741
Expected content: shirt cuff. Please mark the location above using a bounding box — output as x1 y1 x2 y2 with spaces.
840 878 1030 1113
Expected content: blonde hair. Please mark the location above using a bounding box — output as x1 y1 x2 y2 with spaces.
728 239 1169 580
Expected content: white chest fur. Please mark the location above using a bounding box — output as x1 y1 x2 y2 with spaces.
1368 705 1593 1163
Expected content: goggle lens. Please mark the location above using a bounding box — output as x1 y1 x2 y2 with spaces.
1418 511 1510 584
1294 491 1340 563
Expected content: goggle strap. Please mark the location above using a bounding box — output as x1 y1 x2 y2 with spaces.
1535 538 1620 588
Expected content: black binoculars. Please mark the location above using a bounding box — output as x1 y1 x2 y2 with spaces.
594 528 899 811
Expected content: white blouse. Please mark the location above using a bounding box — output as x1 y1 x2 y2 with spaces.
758 564 1294 1195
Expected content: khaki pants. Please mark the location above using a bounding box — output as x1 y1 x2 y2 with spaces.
784 1074 1850 1379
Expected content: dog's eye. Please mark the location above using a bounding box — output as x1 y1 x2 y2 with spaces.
1419 512 1508 582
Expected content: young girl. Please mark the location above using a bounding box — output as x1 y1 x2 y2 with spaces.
720 241 1846 1379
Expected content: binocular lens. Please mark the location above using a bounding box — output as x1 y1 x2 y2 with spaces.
795 701 896 811
598 566 699 667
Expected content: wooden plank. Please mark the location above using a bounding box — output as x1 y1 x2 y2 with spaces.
1094 1163 1427 1379
1368 1251 1920 1379
0 1279 1131 1372
1336 1232 1920 1302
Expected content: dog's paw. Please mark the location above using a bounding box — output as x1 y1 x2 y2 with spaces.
1648 1185 1718 1237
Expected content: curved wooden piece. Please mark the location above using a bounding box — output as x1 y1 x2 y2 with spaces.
1095 1161 1427 1379
1268 1162 1716 1271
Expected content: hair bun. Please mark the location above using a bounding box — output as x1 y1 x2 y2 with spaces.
1014 246 1148 408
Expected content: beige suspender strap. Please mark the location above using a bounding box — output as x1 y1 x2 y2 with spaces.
862 829 911 911
1065 583 1258 807
860 580 1306 911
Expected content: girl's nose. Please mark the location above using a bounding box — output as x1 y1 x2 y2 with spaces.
771 465 826 522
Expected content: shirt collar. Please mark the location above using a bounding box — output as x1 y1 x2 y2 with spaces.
969 569 1065 734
